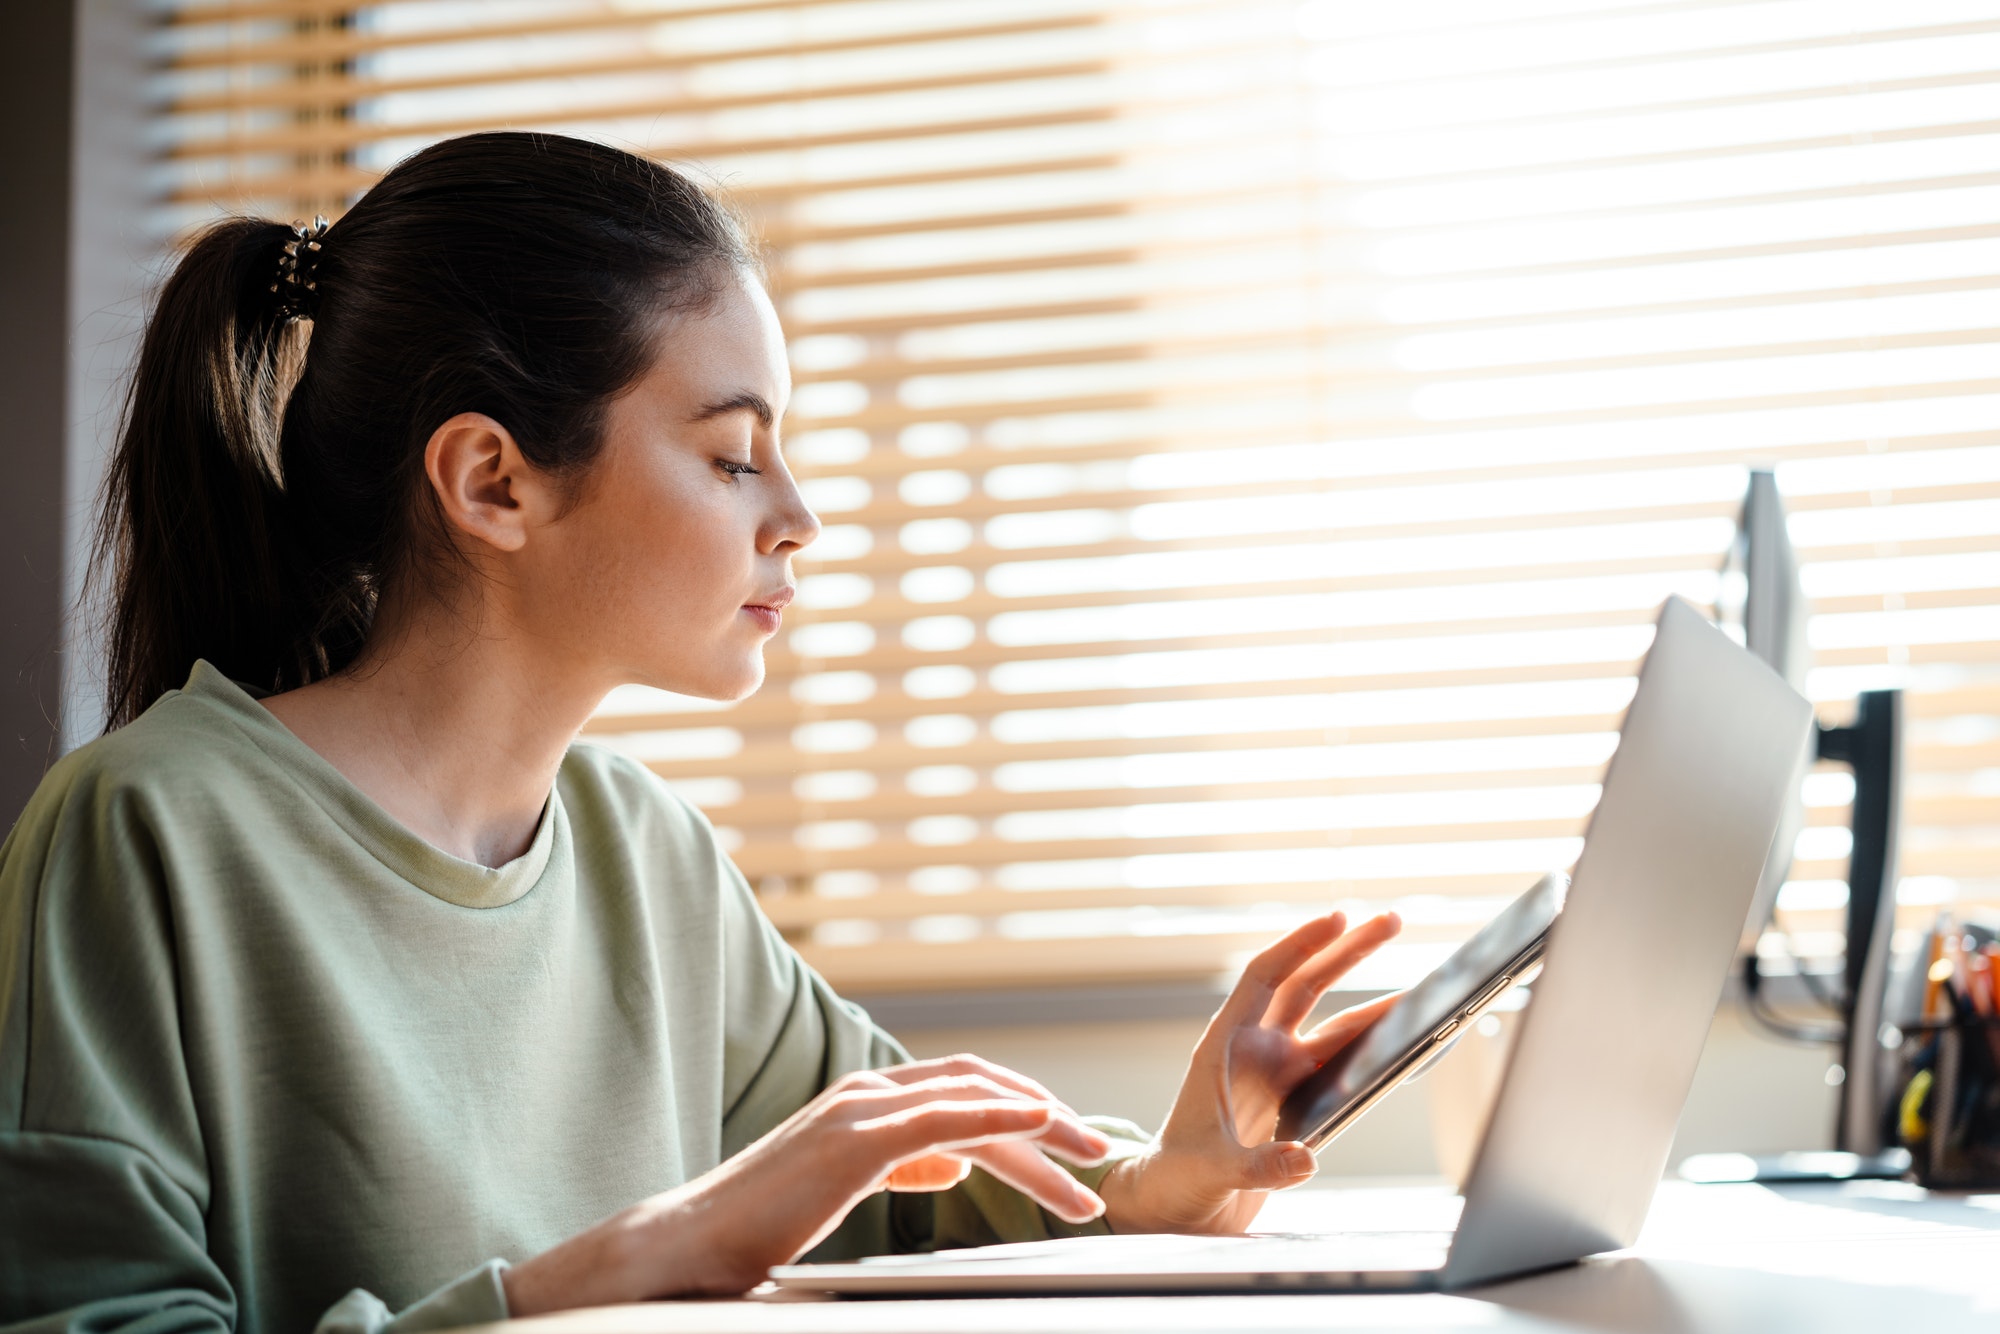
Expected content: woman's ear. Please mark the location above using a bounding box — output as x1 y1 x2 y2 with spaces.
423 412 553 554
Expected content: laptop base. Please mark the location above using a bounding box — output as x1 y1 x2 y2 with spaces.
771 1231 1453 1296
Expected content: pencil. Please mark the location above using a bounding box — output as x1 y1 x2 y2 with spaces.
1922 919 1950 1021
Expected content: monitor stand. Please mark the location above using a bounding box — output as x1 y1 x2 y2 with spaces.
1689 689 1905 1185
1679 1148 1910 1183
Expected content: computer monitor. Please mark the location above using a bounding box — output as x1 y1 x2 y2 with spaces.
1714 469 1905 1159
1718 470 1815 955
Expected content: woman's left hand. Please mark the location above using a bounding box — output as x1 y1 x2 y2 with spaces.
1098 910 1403 1235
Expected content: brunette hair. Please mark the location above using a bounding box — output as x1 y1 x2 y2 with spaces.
95 131 752 728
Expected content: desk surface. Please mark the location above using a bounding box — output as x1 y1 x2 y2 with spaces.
460 1180 2000 1334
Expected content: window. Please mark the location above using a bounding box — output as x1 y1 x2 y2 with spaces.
162 0 2000 995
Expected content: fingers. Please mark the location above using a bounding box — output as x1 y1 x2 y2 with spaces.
842 1070 1111 1166
855 1097 1055 1151
1038 1117 1114 1168
1213 912 1348 1031
1266 912 1403 1033
872 1053 1064 1108
960 1139 1108 1225
1243 1139 1319 1191
1301 989 1403 1063
858 1100 1105 1224
839 1076 1109 1174
878 1057 1113 1161
824 1063 1114 1224
884 1153 973 1192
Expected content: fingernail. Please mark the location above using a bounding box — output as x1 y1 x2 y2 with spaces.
1281 1146 1315 1176
1074 1185 1106 1221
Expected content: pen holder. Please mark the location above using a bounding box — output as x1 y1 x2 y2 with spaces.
1895 1015 2000 1189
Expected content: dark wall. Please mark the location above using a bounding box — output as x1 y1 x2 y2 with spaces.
0 0 76 827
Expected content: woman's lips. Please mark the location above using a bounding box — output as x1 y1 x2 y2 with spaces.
741 586 794 635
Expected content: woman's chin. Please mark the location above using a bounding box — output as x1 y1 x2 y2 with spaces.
627 654 766 703
703 658 768 703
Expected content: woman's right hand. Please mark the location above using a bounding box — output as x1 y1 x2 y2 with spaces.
500 1054 1113 1312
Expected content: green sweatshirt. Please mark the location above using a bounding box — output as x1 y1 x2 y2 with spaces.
0 663 1143 1334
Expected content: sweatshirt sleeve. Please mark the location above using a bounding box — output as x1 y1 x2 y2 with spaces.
0 766 511 1334
705 825 1151 1260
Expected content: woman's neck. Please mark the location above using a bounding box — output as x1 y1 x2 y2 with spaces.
260 594 604 869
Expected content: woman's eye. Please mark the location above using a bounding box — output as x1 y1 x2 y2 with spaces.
717 459 762 477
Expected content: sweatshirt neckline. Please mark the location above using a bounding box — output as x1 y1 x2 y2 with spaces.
178 660 561 909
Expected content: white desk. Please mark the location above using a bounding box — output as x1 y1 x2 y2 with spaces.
462 1180 2000 1334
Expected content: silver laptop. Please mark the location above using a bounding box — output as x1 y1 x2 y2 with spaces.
771 597 1815 1296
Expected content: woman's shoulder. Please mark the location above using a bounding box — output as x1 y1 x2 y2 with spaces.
0 675 276 910
556 740 729 859
17 675 269 831
555 740 769 931
559 740 700 819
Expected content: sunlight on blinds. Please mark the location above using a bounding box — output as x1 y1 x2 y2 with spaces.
158 0 2000 994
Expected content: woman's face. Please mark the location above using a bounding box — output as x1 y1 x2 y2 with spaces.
530 268 819 702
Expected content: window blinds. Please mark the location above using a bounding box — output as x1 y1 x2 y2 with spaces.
161 0 2000 996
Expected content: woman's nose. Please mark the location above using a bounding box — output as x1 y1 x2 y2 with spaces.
765 475 821 555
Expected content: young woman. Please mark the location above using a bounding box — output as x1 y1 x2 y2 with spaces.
0 132 1400 1334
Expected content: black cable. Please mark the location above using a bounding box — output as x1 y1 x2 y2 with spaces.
1740 949 1845 1046
1770 914 1847 1014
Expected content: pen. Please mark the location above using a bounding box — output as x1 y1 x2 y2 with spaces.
1922 921 1950 1020
1926 956 1954 1024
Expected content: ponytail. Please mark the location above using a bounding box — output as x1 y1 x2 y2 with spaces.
97 218 328 729
94 133 752 729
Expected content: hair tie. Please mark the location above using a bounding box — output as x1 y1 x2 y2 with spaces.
271 216 330 321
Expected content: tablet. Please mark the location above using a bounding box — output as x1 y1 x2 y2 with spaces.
1276 872 1569 1151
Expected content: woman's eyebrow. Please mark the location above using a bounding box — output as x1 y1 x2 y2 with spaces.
690 391 774 428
